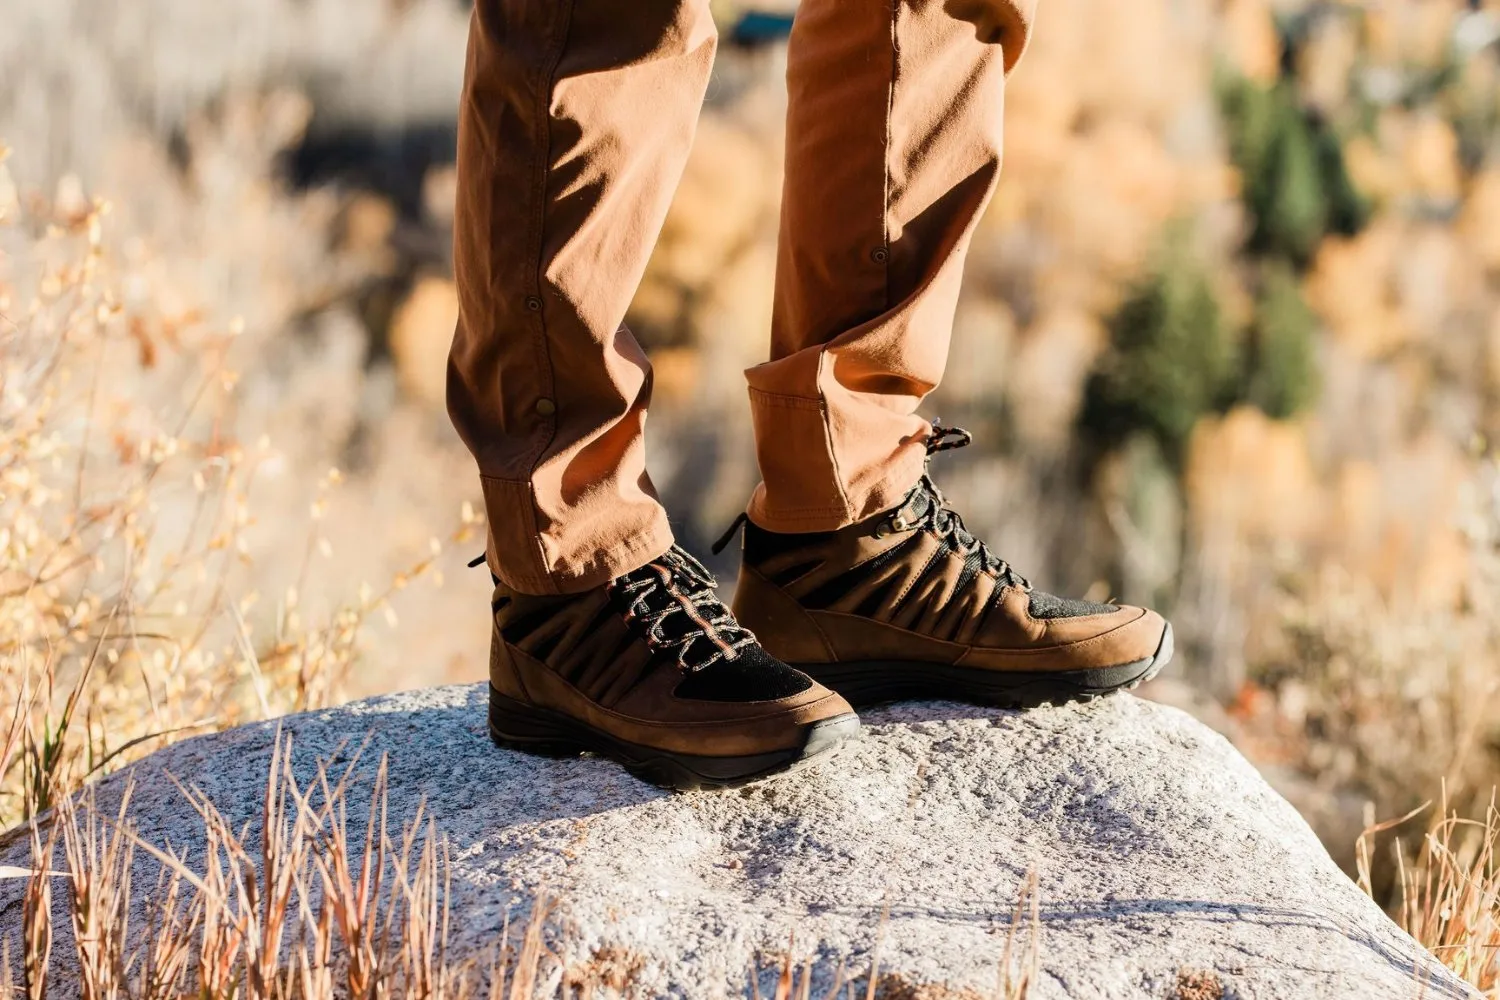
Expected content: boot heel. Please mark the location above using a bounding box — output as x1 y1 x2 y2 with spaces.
487 687 585 759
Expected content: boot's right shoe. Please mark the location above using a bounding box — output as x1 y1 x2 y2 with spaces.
721 425 1173 710
485 544 858 791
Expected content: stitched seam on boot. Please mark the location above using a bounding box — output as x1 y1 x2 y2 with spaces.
746 565 837 662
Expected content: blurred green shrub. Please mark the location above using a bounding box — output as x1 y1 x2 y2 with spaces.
1080 238 1321 464
1243 260 1319 420
1218 72 1369 267
1079 234 1239 463
1081 66 1349 460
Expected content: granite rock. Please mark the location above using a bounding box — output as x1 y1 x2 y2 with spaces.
0 685 1473 999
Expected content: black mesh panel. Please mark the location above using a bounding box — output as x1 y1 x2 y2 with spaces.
673 645 814 702
1028 591 1120 619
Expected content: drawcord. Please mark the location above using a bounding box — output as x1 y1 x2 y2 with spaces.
710 512 750 555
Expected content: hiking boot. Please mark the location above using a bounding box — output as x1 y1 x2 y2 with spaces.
484 544 859 790
718 424 1173 709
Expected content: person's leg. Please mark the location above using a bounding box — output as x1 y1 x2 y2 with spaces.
450 0 858 788
731 0 1174 707
744 0 1033 532
449 0 710 596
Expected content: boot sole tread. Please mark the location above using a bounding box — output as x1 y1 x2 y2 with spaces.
487 688 860 791
792 623 1175 710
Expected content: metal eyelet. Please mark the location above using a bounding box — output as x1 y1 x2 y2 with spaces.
891 516 909 532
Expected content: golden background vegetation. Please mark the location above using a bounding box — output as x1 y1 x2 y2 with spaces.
7 0 1500 992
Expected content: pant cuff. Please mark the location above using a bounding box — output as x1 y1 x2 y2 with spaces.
746 446 927 534
482 476 675 595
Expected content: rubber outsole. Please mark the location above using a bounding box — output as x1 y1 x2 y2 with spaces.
792 622 1175 710
487 688 861 792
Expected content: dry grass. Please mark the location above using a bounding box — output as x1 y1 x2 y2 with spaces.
2 731 563 1000
0 733 1043 1000
1232 455 1500 875
1358 785 1500 996
0 151 474 830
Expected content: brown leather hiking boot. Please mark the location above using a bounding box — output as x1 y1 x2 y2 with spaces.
718 425 1173 709
484 544 858 790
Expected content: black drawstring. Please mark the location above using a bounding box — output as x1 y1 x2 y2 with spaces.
467 552 502 589
710 512 750 555
926 420 973 456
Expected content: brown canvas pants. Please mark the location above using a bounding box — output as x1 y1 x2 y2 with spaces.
449 0 1034 596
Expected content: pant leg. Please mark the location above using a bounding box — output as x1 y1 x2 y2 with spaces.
744 0 1034 532
448 0 716 595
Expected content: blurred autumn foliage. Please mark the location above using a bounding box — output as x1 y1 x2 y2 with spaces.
6 0 1500 879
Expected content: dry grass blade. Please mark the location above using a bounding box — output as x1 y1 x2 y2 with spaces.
57 783 138 1000
773 935 796 1000
995 871 1040 1000
2 937 15 1000
507 894 554 1000
823 956 847 1000
0 671 40 812
310 754 390 997
392 813 447 999
1360 786 1500 994
863 899 889 1000
245 732 309 1000
1356 799 1434 900
28 603 123 819
485 907 515 1000
195 815 244 999
22 816 58 1000
135 862 200 998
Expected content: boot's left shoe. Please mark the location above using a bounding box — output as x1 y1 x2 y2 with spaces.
719 425 1173 709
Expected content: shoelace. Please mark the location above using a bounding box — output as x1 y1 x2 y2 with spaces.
878 421 1030 590
609 545 754 671
468 547 752 671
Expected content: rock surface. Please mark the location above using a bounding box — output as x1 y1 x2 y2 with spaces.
0 685 1473 999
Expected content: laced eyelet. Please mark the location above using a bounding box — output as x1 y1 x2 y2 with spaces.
611 547 756 672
